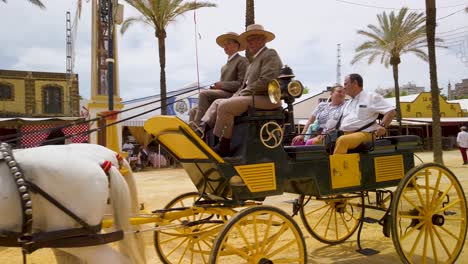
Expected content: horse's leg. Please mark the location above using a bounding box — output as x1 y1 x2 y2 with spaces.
52 249 85 264
58 246 130 264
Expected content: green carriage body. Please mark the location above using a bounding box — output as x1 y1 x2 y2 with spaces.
144 113 420 201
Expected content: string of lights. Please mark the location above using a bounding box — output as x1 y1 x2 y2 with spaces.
334 0 468 11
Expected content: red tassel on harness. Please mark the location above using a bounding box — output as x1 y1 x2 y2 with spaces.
101 160 112 173
116 153 123 162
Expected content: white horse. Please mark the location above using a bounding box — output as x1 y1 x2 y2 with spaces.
0 144 146 264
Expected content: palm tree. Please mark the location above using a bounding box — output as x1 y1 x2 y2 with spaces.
425 0 443 164
121 0 216 115
351 8 430 135
245 0 255 61
1 0 45 8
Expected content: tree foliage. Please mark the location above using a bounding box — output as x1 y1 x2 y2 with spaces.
121 0 216 114
351 8 439 135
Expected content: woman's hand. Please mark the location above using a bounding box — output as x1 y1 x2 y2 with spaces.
292 135 305 145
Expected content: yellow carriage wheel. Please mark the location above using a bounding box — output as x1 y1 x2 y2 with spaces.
391 163 467 264
209 205 306 264
299 194 363 245
154 192 228 264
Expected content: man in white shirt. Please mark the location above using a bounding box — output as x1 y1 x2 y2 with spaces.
334 73 396 154
122 140 135 157
457 126 468 165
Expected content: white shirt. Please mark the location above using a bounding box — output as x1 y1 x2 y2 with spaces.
253 46 267 59
340 90 395 132
457 131 468 148
227 53 238 62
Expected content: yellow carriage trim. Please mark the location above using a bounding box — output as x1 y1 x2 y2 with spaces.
144 116 224 163
374 155 404 182
234 163 276 192
330 154 361 189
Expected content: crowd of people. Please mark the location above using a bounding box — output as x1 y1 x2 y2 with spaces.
122 140 170 171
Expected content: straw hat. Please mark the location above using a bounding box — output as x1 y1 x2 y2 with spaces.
216 32 245 51
239 24 275 44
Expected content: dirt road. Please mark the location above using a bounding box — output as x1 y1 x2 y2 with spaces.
1 150 467 263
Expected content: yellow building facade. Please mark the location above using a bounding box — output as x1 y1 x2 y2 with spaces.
0 70 79 117
400 92 464 118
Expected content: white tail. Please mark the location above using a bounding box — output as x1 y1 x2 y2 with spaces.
108 166 146 264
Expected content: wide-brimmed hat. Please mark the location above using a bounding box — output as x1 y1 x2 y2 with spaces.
216 32 245 51
239 24 275 44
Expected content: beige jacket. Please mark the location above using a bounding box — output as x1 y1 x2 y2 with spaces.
220 53 249 93
238 47 282 96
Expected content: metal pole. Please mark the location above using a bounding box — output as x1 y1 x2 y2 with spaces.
107 0 114 111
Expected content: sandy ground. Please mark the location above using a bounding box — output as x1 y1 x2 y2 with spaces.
1 150 467 263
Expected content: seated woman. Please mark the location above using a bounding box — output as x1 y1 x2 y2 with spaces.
292 85 346 145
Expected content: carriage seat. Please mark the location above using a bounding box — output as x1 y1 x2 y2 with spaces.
385 135 422 150
283 145 325 154
348 139 393 153
234 107 284 123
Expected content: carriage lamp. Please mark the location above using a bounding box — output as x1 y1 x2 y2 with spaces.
268 65 303 104
267 65 303 143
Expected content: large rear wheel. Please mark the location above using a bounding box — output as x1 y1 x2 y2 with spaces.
391 163 467 264
299 194 363 244
209 205 306 264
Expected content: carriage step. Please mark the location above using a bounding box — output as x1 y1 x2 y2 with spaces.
357 248 380 256
362 217 379 224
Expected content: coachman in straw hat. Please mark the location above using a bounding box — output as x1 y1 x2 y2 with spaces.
190 32 249 128
200 24 283 156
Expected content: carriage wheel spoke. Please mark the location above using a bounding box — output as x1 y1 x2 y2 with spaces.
433 225 452 256
412 178 426 209
400 220 425 241
339 212 351 233
437 224 460 241
263 223 290 254
312 206 332 230
220 242 250 259
324 207 334 238
429 225 439 264
260 214 273 253
305 203 329 216
438 199 461 213
408 223 425 258
402 194 423 214
430 171 442 208
235 223 254 252
266 240 297 259
434 183 454 210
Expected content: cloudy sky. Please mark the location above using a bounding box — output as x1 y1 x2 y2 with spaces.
1 0 467 101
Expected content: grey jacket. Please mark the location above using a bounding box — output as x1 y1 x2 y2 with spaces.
238 47 282 96
220 53 249 93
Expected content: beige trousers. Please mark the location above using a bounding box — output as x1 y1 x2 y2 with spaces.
202 95 281 139
193 89 233 125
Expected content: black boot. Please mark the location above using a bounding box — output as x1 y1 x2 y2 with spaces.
214 137 231 157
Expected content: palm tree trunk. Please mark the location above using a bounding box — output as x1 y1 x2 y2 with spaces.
156 30 167 115
426 0 443 164
391 62 402 135
245 0 255 61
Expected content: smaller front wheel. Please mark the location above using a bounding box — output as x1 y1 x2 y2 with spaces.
209 205 306 264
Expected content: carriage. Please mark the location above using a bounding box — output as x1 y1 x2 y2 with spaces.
1 76 466 264
128 74 466 264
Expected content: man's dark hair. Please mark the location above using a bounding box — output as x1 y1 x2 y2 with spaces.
349 73 363 87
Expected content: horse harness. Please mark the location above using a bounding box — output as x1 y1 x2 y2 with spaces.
0 143 124 262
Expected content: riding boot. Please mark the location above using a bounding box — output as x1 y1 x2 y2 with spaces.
214 137 231 157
